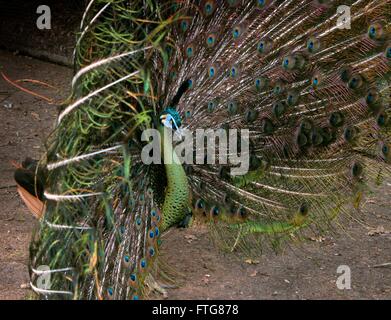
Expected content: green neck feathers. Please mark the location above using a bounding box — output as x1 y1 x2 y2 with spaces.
158 125 190 230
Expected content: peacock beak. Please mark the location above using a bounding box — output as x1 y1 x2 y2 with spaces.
160 114 168 125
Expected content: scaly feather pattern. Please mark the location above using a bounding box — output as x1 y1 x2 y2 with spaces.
26 0 391 299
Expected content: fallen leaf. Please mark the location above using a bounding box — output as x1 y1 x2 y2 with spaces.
185 234 197 240
367 226 391 236
245 259 260 265
308 236 326 243
202 274 211 285
184 234 198 243
31 112 41 121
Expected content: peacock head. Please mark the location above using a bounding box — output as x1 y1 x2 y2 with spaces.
160 108 182 131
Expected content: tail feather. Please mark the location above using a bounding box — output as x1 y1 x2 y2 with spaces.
16 185 45 219
14 164 45 219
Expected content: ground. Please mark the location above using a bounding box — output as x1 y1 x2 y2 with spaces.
0 50 391 300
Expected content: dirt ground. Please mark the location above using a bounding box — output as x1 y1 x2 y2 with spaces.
0 49 390 300
0 1 82 66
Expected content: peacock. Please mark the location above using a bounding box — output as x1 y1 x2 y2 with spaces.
13 0 391 300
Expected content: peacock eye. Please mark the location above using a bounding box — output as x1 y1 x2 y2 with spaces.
311 72 322 87
237 207 247 218
257 41 266 53
282 55 296 70
230 65 240 78
130 274 136 282
140 259 147 269
196 199 205 209
272 101 286 118
155 227 160 237
180 20 189 32
227 101 238 115
299 203 309 215
344 126 358 143
366 89 379 106
149 230 155 239
211 206 220 216
232 24 246 40
386 46 391 59
329 112 344 127
124 255 130 263
186 45 194 58
344 128 352 139
208 101 216 112
382 144 389 156
377 113 387 127
306 37 320 53
107 287 114 296
204 1 215 15
208 66 216 78
368 22 384 40
254 77 269 91
206 33 217 48
348 74 363 89
245 109 259 123
352 162 364 178
273 81 285 95
286 91 299 106
257 0 267 8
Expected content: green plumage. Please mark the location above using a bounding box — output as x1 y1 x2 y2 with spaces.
159 125 191 230
28 0 391 299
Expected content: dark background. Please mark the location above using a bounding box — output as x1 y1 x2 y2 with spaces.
0 1 85 65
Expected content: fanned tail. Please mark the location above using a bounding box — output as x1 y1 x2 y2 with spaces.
164 0 391 254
